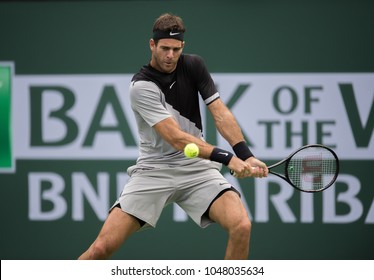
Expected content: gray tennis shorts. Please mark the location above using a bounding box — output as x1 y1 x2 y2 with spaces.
110 160 237 229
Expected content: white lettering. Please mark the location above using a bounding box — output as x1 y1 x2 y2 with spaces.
323 174 363 223
173 204 188 222
26 171 371 225
255 178 296 223
72 172 109 221
28 172 67 220
300 192 314 223
364 199 374 224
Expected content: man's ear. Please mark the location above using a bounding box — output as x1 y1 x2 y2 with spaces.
150 39 156 50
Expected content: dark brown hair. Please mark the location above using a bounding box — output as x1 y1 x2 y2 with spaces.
152 13 186 33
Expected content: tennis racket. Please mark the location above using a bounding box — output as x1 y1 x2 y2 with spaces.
231 144 339 193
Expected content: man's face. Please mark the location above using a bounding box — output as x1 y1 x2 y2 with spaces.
150 38 184 73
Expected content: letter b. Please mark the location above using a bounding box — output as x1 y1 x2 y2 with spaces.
28 172 67 220
30 86 78 146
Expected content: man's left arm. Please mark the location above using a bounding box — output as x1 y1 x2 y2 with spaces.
207 98 245 146
207 98 268 177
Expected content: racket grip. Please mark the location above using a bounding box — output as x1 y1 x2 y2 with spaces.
230 167 255 177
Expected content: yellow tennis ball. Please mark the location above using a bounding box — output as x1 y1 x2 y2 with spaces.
184 143 199 158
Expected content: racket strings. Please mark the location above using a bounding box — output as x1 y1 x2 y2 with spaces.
287 147 337 191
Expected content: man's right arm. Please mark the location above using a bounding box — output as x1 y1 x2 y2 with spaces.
153 116 253 178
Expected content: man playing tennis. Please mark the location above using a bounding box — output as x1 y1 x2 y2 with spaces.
79 13 268 260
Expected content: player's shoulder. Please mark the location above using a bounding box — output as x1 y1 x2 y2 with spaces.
129 80 161 106
132 65 152 82
182 53 205 65
130 79 159 92
180 54 207 75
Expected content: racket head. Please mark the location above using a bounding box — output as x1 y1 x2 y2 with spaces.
284 144 339 192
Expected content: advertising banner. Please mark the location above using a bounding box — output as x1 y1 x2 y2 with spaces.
0 62 373 259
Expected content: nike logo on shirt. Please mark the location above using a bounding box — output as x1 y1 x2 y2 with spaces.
170 81 176 89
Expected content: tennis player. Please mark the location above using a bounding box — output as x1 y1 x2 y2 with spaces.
79 13 268 260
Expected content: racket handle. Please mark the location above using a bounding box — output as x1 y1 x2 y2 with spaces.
230 167 256 177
